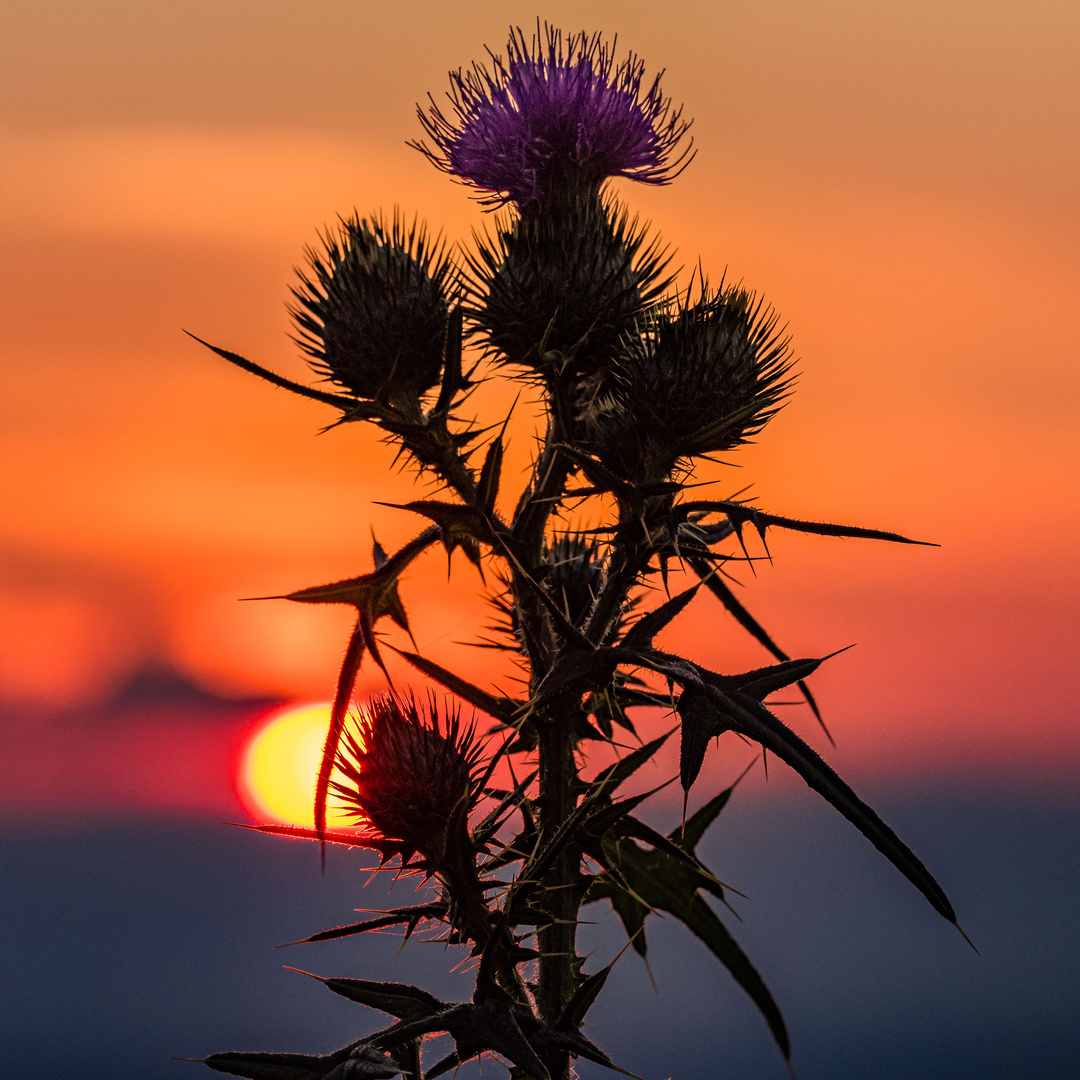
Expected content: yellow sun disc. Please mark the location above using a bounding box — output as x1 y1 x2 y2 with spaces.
238 702 354 828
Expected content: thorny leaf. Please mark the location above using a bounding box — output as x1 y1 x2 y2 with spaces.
247 527 440 840
184 332 370 415
585 871 650 956
588 731 672 795
681 498 937 549
588 834 790 1063
547 1029 647 1079
731 653 839 702
661 656 959 926
676 654 837 794
619 582 700 651
688 554 828 737
673 764 753 853
382 500 497 574
558 962 615 1030
325 1048 404 1080
432 305 466 416
233 823 410 865
477 423 508 516
278 904 447 948
286 970 447 1021
715 685 957 924
353 1000 551 1080
618 812 705 868
200 1051 331 1080
471 768 539 851
390 647 522 723
199 1045 401 1080
453 997 551 1080
676 684 727 795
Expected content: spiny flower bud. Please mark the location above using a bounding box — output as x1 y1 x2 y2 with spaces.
415 24 693 210
582 284 796 484
467 195 668 384
487 536 616 655
331 693 485 867
289 213 455 414
545 535 607 629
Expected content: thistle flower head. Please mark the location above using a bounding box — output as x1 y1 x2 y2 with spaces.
289 212 456 413
331 693 486 866
467 195 669 382
545 535 607 629
415 25 693 210
485 535 615 659
583 282 797 483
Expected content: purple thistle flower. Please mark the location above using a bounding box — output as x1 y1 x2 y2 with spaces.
414 25 693 209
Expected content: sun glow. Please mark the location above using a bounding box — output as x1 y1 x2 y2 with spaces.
238 702 356 828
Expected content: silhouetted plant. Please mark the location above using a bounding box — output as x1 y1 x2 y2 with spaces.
188 23 966 1080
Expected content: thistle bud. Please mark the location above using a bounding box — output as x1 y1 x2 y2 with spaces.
545 535 606 629
331 693 484 867
582 285 796 484
290 213 455 414
468 196 668 385
487 536 620 660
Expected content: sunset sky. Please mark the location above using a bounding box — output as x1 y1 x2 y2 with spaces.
2 0 1078 811
3 5 1079 1079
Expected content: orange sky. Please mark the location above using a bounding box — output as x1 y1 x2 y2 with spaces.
2 0 1078 803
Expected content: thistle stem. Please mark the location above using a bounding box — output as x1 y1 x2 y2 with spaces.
536 699 580 1076
399 416 480 504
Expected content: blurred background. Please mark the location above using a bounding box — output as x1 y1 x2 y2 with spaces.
1 2 1077 1077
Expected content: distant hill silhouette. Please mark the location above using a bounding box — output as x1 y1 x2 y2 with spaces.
101 661 283 718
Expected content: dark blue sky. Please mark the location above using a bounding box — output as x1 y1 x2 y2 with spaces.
4 783 1076 1079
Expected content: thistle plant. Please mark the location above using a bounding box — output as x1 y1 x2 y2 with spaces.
188 24 966 1080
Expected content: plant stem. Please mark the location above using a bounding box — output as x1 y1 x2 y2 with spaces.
536 698 580 1078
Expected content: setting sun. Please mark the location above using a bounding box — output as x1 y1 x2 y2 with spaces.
238 702 356 827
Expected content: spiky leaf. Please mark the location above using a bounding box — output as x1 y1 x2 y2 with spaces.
620 583 699 651
676 684 729 794
391 647 520 722
695 678 957 923
598 836 789 1062
296 972 446 1020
